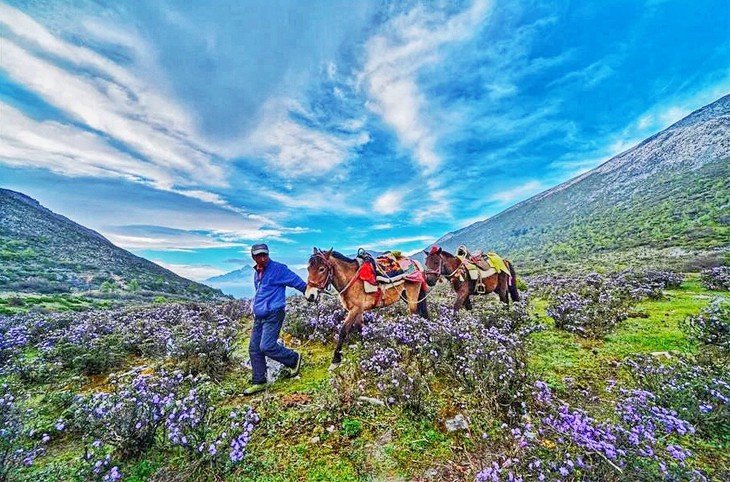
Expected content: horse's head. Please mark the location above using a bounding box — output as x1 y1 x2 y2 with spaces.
305 247 333 302
423 246 443 287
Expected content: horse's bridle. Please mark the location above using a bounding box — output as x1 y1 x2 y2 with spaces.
307 252 334 291
425 253 463 281
307 251 362 295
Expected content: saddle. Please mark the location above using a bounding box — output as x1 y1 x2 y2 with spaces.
455 245 509 293
356 249 407 293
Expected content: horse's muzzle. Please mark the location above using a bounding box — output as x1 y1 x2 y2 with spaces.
305 286 320 302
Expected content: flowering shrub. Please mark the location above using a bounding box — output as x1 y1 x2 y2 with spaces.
528 269 683 303
2 302 244 378
70 369 185 458
699 266 730 291
474 381 707 482
77 439 121 482
0 384 48 481
612 269 684 300
626 354 730 439
166 385 259 466
285 295 344 343
333 303 532 416
0 317 30 373
681 299 730 354
70 369 260 469
546 273 634 339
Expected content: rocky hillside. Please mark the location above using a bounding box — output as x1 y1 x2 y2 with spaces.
434 95 730 273
0 189 226 301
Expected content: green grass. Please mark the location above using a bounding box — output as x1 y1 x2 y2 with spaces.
0 292 111 315
527 277 728 389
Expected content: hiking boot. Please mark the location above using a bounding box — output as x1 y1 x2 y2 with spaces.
281 353 303 379
243 383 267 396
291 353 303 377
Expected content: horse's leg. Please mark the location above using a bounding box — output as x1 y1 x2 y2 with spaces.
498 274 509 304
331 310 360 370
418 286 429 319
453 282 469 315
507 261 521 302
404 283 420 315
464 296 473 310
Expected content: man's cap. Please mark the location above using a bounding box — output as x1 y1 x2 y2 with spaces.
251 243 269 256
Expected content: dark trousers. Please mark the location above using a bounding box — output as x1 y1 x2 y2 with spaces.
249 309 298 384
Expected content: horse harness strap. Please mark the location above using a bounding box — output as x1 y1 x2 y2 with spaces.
308 252 363 296
427 254 464 281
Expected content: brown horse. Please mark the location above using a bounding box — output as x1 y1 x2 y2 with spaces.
424 247 520 314
305 248 429 369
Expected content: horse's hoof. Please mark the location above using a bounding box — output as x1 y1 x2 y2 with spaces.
328 363 341 371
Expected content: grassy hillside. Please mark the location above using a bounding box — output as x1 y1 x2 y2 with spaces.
0 189 226 302
2 272 729 482
439 158 730 275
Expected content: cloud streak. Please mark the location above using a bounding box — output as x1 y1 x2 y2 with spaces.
359 0 491 173
0 4 226 189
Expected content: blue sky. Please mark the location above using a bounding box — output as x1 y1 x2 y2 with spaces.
1 0 728 282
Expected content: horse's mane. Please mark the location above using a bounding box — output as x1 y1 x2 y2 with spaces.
440 250 455 258
330 251 356 263
309 250 356 264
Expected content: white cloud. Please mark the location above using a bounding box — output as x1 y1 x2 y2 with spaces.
489 180 542 204
373 190 405 214
232 99 370 178
152 260 226 281
359 0 490 173
0 4 226 188
0 103 172 182
413 180 451 224
260 186 368 216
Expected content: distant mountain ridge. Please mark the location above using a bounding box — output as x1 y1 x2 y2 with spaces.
433 95 730 273
0 189 227 301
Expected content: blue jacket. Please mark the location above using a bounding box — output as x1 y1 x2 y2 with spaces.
252 259 306 317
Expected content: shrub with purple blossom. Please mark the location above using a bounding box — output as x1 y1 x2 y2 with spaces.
681 299 730 354
285 295 344 343
70 369 186 458
0 384 48 482
3 302 245 379
699 266 730 291
0 317 30 374
166 385 260 467
625 354 730 439
474 381 707 482
612 269 684 301
69 368 261 472
333 304 531 416
76 439 122 482
546 273 634 339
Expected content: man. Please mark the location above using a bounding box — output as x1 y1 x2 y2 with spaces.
244 243 306 396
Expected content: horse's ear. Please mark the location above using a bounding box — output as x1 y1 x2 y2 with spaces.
437 247 443 254
325 248 333 258
423 249 429 255
312 247 318 254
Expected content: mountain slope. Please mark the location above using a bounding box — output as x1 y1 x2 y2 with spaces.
434 95 730 273
205 266 256 299
0 189 226 301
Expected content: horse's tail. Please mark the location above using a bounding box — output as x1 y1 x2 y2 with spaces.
417 286 429 319
507 260 521 302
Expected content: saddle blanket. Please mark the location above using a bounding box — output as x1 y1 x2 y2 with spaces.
358 254 427 292
465 263 497 281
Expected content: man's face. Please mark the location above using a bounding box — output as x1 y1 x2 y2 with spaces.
253 253 269 269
